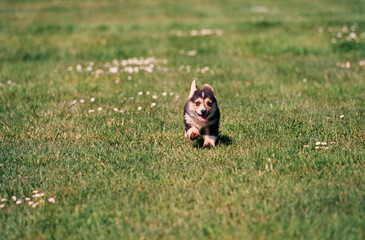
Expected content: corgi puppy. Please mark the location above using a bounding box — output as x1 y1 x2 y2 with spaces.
184 80 220 148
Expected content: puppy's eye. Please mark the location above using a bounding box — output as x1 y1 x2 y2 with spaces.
195 101 200 106
207 102 212 107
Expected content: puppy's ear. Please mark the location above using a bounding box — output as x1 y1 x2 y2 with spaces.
188 80 198 99
202 84 214 93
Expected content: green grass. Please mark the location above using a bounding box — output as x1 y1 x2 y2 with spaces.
0 0 364 239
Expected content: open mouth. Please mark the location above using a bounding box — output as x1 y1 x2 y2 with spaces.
198 114 208 121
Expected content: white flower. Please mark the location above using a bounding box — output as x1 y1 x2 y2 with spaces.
0 204 5 208
321 142 327 145
32 190 38 194
113 59 119 65
169 92 174 96
340 115 344 118
162 92 167 96
302 78 307 83
76 64 82 72
137 107 142 111
70 100 77 105
138 91 143 96
1 198 6 202
11 196 16 201
127 76 132 81
80 99 85 103
98 107 103 111
28 201 34 206
191 30 199 36
95 69 103 77
32 203 37 208
25 197 31 201
175 95 180 99
315 142 321 145
151 103 156 108
201 66 209 73
16 200 22 205
88 109 95 113
90 97 95 102
113 108 119 112
187 50 197 56
303 145 310 148
33 193 41 198
359 60 365 66
48 198 56 203
86 66 93 72
315 146 320 149
109 67 118 73
152 95 158 99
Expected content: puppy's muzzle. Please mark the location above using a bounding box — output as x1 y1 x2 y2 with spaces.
200 109 209 116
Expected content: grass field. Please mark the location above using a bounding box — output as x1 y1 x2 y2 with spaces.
1 0 364 239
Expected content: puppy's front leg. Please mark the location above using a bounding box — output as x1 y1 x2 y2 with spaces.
203 135 217 148
185 127 200 140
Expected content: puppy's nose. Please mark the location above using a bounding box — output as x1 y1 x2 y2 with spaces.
201 109 207 115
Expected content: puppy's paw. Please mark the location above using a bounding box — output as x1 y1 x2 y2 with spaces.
186 127 200 140
203 135 217 148
190 131 200 140
203 142 213 148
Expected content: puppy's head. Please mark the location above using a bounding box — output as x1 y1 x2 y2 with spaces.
187 80 218 122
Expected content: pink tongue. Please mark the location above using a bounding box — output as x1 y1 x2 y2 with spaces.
199 115 208 121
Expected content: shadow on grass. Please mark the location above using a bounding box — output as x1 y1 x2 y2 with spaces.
193 134 232 149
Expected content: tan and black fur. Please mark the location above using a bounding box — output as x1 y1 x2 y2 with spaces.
184 80 220 147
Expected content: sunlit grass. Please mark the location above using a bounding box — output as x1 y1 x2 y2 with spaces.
0 0 364 239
